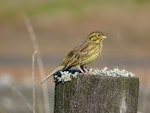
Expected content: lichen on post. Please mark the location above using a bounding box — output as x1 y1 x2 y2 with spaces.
54 68 139 113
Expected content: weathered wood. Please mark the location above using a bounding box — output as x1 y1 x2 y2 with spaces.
54 75 139 113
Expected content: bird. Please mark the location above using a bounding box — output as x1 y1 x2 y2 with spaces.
41 31 107 84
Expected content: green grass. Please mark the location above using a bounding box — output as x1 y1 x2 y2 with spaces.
0 0 95 19
0 0 150 20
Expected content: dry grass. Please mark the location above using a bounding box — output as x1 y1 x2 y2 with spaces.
23 14 51 113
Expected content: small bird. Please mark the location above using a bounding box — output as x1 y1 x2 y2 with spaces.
41 31 107 84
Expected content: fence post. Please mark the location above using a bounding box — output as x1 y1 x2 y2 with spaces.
54 75 139 113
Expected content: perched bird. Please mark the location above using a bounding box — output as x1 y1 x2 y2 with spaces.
41 31 107 84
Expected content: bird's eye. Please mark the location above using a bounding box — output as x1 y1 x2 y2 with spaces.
97 34 100 37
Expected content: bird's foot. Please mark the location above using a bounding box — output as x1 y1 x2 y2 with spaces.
79 71 93 76
78 66 93 76
80 69 93 76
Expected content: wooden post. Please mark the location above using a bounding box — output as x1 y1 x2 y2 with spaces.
54 75 139 113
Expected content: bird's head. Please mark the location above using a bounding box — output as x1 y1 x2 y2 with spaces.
87 31 107 44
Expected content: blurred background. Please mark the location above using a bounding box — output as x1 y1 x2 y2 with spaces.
0 0 150 113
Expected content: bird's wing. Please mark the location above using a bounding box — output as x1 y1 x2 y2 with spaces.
61 41 89 69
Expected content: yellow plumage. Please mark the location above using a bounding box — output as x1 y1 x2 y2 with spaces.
41 31 107 84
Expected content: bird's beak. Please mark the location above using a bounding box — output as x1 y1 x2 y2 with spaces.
103 36 107 39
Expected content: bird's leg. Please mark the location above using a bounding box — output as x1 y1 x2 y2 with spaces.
82 67 89 72
78 65 91 75
77 65 85 73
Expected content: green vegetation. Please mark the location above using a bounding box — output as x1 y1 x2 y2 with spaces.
0 0 150 20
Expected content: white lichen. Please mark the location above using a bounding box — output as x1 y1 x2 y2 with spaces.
54 67 135 83
54 71 78 83
89 67 135 77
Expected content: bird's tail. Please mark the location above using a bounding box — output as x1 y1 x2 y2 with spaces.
41 65 65 85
